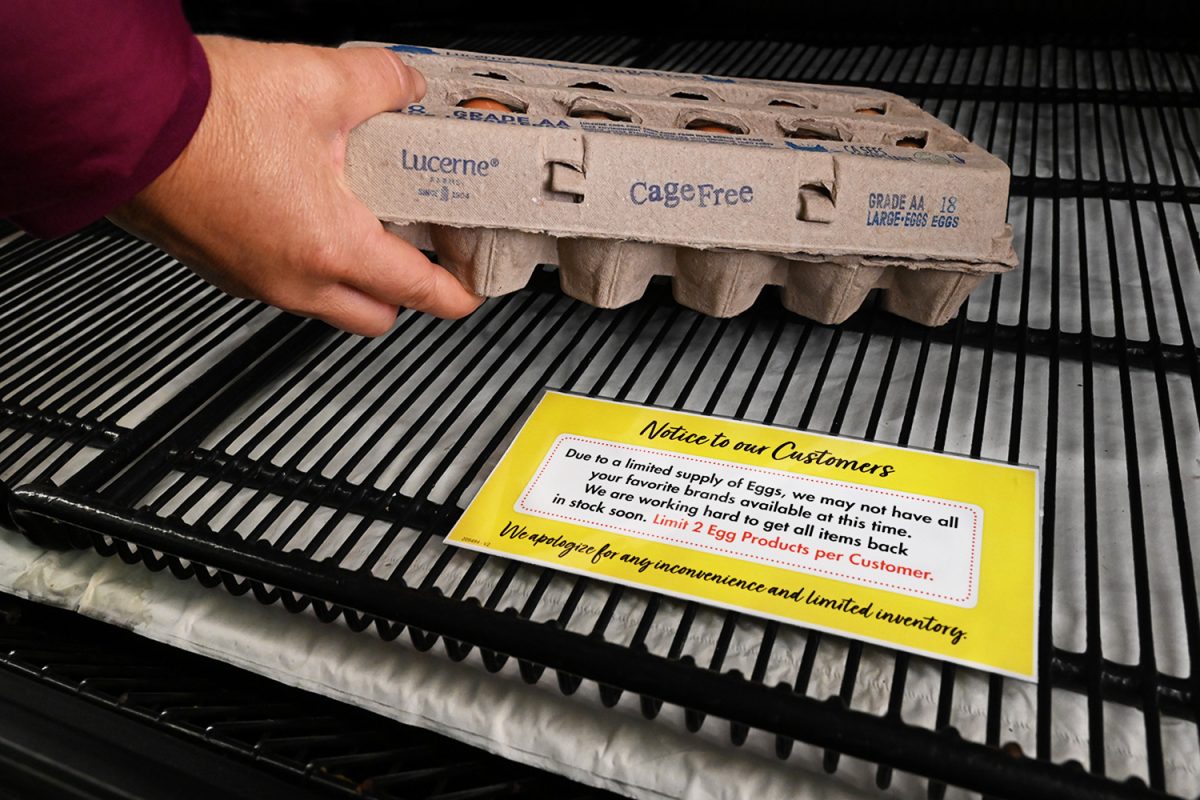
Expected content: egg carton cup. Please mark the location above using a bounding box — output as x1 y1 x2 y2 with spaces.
344 43 1018 326
385 222 990 325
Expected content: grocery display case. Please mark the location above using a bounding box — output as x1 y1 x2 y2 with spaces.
2 3 1197 798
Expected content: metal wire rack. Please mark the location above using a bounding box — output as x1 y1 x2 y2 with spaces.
0 220 279 532
2 29 1198 800
0 595 614 798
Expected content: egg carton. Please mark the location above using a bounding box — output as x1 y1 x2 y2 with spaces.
343 43 1018 325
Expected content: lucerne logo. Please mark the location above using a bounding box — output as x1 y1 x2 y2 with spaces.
400 149 500 177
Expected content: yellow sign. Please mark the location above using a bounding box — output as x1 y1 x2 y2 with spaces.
448 392 1041 679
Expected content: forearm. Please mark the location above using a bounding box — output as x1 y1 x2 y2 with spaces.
0 0 210 237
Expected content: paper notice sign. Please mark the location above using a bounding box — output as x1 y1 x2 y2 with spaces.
447 392 1041 679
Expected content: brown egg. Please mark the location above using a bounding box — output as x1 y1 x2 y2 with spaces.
856 107 885 115
574 110 619 121
459 97 516 112
687 122 739 135
895 137 924 149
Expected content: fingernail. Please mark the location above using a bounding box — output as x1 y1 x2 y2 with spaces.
408 65 427 100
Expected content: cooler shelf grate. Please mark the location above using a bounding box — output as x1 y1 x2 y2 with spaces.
0 596 615 799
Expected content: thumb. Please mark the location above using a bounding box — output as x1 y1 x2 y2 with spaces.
333 46 427 124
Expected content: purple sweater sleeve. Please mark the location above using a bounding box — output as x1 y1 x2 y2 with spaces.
0 1 211 238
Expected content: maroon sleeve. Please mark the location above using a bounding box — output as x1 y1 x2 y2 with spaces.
0 0 211 238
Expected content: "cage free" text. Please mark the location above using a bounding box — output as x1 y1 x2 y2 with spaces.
629 180 754 209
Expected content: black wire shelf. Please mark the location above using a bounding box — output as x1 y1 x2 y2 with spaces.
0 596 616 799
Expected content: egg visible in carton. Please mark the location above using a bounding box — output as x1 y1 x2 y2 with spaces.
344 43 1018 326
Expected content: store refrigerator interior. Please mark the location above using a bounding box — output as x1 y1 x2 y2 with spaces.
1 2 1198 799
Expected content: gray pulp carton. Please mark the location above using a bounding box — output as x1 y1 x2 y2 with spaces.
343 43 1018 325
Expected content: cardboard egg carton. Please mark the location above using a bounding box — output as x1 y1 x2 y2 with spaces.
343 43 1018 325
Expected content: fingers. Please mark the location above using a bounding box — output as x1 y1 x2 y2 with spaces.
409 65 427 102
314 284 401 337
343 223 483 320
333 46 427 124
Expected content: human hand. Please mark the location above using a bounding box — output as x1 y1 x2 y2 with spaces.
109 35 482 336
